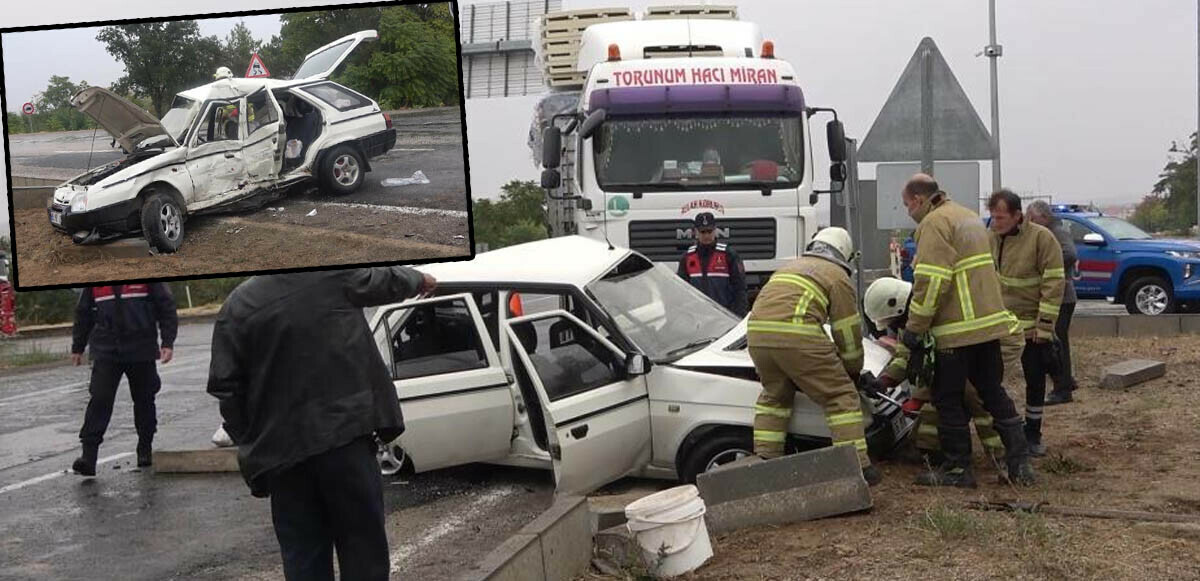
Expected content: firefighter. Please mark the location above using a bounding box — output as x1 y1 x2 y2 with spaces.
988 190 1066 457
892 174 1034 487
862 277 1006 465
677 212 749 316
747 227 880 485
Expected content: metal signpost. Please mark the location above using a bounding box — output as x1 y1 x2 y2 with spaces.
21 102 34 132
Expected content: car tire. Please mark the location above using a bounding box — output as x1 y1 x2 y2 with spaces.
679 431 754 483
1125 275 1175 315
320 145 365 195
140 192 185 253
376 439 412 477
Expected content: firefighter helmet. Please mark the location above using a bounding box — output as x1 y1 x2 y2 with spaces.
864 277 912 327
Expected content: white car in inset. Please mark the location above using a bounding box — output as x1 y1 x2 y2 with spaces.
369 236 911 495
48 30 395 252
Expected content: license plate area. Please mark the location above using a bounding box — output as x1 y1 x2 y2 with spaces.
49 208 63 225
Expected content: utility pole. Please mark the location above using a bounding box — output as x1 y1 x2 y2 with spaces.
986 0 1003 193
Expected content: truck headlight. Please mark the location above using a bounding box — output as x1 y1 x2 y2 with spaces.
70 191 88 213
1166 250 1200 260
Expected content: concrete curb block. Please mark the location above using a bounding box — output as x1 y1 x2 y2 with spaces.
1072 314 1200 338
456 495 592 581
9 175 59 210
152 447 239 473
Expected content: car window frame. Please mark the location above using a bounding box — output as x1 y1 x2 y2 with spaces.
374 294 495 381
295 81 373 113
189 98 243 148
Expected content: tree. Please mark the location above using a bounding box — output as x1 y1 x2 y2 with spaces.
221 22 261 77
97 22 224 117
1151 133 1198 232
473 181 550 250
343 5 459 109
1130 193 1170 233
258 7 384 79
34 76 94 131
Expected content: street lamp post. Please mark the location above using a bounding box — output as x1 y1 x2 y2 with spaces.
986 0 1003 194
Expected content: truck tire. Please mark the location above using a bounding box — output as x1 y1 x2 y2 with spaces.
320 145 365 195
679 431 754 483
140 192 185 253
1125 275 1175 315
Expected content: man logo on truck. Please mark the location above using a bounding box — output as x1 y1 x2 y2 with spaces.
678 227 730 240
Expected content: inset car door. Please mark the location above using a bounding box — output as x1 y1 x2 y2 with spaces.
372 294 514 472
242 89 285 185
505 310 652 495
185 99 247 204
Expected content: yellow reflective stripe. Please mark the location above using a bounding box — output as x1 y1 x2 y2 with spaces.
832 313 862 359
910 299 936 317
1043 268 1065 279
833 438 869 452
827 411 863 426
956 272 976 320
792 293 814 324
955 253 994 271
973 417 993 427
754 404 792 419
1017 318 1036 330
912 275 945 318
832 313 861 333
1039 302 1061 316
754 430 786 443
840 347 864 360
981 436 1003 449
917 423 939 436
890 356 908 369
914 264 953 280
747 320 826 337
999 275 1041 288
931 310 1018 338
771 274 829 308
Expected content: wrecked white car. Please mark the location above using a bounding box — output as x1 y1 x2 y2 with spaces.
369 236 912 495
48 30 396 252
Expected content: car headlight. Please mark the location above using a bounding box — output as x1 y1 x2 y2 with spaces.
70 191 88 213
1166 250 1200 260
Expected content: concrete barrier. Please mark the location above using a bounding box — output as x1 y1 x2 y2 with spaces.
10 175 60 210
457 495 592 581
152 447 239 473
1072 315 1200 338
1099 359 1167 389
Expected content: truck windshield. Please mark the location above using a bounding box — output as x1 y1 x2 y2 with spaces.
586 256 739 361
593 115 803 192
1090 217 1152 240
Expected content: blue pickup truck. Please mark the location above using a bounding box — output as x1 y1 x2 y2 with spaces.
899 205 1200 315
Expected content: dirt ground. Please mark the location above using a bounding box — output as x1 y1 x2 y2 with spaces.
12 192 470 287
587 335 1200 581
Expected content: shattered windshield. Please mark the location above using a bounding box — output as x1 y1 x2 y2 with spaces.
593 115 804 192
157 95 199 146
586 255 738 361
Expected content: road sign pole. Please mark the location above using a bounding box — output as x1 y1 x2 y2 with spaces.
988 0 1002 193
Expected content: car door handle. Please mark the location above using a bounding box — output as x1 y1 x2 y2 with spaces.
570 425 589 439
224 152 235 159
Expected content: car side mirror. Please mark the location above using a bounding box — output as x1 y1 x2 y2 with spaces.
542 126 562 169
625 352 651 376
1082 233 1105 246
541 169 561 189
580 108 607 140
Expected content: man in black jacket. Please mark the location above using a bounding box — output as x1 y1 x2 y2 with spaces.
207 267 435 581
677 212 749 316
71 283 178 475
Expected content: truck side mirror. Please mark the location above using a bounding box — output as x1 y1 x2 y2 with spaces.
542 126 562 169
580 108 607 140
1082 233 1105 246
827 120 847 162
541 168 561 189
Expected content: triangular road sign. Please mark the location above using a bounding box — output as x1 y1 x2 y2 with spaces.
245 53 271 78
858 37 994 162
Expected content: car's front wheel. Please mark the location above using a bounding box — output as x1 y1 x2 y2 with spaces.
376 439 411 476
679 431 754 483
140 191 185 253
320 145 365 195
1125 275 1175 315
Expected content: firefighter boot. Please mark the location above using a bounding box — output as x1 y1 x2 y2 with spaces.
914 425 976 488
137 438 153 468
1045 389 1073 406
72 444 98 477
862 465 883 486
996 417 1037 486
1024 418 1047 457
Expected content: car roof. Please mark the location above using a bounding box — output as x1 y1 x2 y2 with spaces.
417 236 632 287
176 77 336 103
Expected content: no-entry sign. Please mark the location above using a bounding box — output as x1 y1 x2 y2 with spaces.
21 102 34 115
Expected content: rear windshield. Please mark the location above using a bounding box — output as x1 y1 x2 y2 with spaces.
293 39 354 80
300 82 371 112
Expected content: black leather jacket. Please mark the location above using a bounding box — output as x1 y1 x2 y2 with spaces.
207 267 424 497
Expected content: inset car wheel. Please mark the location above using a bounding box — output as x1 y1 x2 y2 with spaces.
320 145 365 195
140 192 185 253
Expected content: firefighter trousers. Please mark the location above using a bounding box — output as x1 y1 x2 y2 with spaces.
916 383 1004 455
749 344 870 468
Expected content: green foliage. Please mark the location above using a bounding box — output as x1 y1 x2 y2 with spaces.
221 22 261 77
472 180 550 250
1130 194 1170 233
1142 133 1199 232
11 277 248 327
258 7 385 80
341 5 459 109
97 21 224 117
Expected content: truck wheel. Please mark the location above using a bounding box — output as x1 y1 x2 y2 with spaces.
1125 275 1174 315
140 192 185 253
320 145 365 195
679 432 754 483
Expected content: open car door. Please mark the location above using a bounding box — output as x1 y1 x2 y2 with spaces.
241 88 285 185
505 310 652 495
291 30 379 81
372 293 514 472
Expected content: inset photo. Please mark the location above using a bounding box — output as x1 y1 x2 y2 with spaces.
3 2 471 289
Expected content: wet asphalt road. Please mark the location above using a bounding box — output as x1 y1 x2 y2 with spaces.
0 321 553 580
5 107 469 213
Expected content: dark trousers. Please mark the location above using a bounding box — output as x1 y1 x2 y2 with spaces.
269 436 389 581
1052 302 1077 391
932 340 1021 430
79 359 161 448
1020 340 1052 434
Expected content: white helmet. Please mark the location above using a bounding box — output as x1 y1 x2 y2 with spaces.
213 66 234 80
864 277 912 327
808 227 854 262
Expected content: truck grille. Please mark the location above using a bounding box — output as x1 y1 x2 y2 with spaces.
628 217 777 262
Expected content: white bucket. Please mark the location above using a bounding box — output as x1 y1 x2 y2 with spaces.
624 484 713 577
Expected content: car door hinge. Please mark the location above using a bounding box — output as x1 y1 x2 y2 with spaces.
550 444 562 460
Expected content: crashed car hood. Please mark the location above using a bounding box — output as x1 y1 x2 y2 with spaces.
673 318 892 375
72 87 174 152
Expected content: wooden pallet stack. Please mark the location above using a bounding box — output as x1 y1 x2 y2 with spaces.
643 5 738 20
541 8 634 88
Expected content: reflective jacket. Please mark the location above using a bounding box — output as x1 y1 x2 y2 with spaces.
990 219 1065 340
677 243 748 316
72 283 177 362
906 197 1017 349
747 255 863 376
